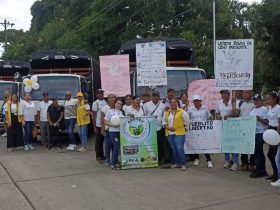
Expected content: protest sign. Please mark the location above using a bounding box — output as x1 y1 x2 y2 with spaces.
215 39 254 90
120 117 158 169
185 120 222 154
188 79 221 110
99 54 131 97
222 116 256 154
136 41 167 86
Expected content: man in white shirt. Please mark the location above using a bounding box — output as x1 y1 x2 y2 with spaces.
143 91 165 164
64 92 78 151
163 88 175 110
92 89 108 162
37 92 52 148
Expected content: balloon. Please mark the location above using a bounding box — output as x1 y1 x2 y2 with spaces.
111 115 120 126
263 129 280 146
24 85 32 93
32 83 40 90
23 78 29 85
31 75 38 83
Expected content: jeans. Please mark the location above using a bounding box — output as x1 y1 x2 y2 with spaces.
276 147 280 180
78 125 88 147
64 118 76 144
109 132 120 166
105 131 113 164
254 133 266 172
40 121 50 145
167 134 186 166
224 153 239 164
24 121 35 146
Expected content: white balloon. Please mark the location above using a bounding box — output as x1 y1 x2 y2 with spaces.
31 75 38 83
263 129 280 146
23 78 29 85
111 115 120 126
24 85 32 93
32 83 40 90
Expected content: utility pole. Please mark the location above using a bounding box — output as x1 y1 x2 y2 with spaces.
0 19 15 54
213 0 216 76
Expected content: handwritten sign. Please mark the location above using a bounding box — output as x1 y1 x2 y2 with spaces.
215 39 254 90
99 55 131 97
136 41 167 86
222 116 256 154
188 79 221 110
185 120 222 154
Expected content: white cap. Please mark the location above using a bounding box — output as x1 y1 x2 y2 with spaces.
192 95 202 101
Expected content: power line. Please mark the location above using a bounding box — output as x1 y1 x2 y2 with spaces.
0 19 15 54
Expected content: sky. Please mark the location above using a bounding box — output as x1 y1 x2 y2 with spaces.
0 0 262 55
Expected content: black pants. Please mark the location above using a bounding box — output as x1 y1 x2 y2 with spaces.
95 127 104 159
267 126 278 177
241 154 255 166
157 129 165 163
7 114 23 148
49 126 61 147
162 135 172 164
191 154 211 162
254 133 266 172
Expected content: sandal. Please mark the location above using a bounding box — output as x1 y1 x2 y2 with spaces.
111 165 120 170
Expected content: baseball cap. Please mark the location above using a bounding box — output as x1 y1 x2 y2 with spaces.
43 92 48 96
192 95 202 101
220 90 230 94
96 89 104 93
253 94 264 100
77 92 83 97
52 96 58 100
152 91 160 96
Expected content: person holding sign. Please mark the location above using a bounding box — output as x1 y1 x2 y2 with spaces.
125 96 145 117
104 99 124 170
163 99 190 171
249 94 268 178
188 95 214 168
216 90 240 171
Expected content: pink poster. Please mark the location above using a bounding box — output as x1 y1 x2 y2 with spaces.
99 55 131 97
188 79 221 110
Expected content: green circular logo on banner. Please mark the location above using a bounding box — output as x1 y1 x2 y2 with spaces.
123 117 150 142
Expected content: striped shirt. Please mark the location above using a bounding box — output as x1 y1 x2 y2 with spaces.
64 99 78 119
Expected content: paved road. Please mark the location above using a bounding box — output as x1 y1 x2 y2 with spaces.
0 136 279 210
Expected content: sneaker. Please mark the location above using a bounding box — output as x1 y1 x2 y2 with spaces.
181 165 186 171
250 171 268 178
207 161 213 168
1 132 7 137
28 145 35 150
230 163 239 171
24 145 29 151
66 144 72 150
265 175 278 182
223 161 231 169
78 147 86 152
69 144 76 151
104 160 111 166
57 145 63 150
111 165 120 170
193 159 199 166
270 179 280 187
170 164 179 169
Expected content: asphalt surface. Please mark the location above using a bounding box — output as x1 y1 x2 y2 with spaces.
0 136 279 210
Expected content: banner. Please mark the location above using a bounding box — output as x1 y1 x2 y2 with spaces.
188 79 221 110
185 120 222 154
136 41 167 86
99 55 131 97
215 39 254 90
120 117 158 169
222 116 256 154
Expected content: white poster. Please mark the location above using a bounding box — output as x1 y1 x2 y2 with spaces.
185 120 222 154
215 39 254 90
136 41 167 86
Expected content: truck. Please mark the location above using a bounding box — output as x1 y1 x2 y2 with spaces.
118 37 206 98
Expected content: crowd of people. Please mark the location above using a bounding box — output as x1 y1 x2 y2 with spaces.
1 88 280 188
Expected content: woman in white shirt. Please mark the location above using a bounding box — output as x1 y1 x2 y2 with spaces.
21 93 37 151
179 92 189 111
125 96 145 117
122 94 132 114
5 94 23 151
104 99 124 170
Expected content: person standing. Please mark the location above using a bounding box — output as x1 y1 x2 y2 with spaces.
20 93 37 151
249 94 268 178
163 88 175 110
216 90 239 171
1 91 11 137
47 96 64 149
179 93 189 111
122 94 132 113
125 96 145 117
5 94 23 151
141 92 151 104
104 99 124 170
76 92 90 152
188 95 214 168
37 92 52 148
92 89 108 163
266 91 280 183
143 91 165 165
64 92 78 151
163 99 190 170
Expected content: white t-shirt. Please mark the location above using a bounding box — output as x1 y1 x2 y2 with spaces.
104 109 124 132
20 100 36 122
267 104 280 127
102 105 114 130
38 100 52 122
92 99 107 127
188 106 211 121
179 100 188 111
216 100 239 119
6 103 21 115
64 99 78 119
249 106 268 133
143 101 164 131
125 106 145 117
122 104 132 113
239 100 254 117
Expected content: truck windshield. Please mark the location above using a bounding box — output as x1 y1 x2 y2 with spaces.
21 76 80 100
137 70 206 98
0 83 17 100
